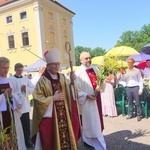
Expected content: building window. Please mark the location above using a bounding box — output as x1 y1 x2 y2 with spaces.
62 18 67 25
6 16 12 23
49 31 55 45
20 11 27 20
22 32 29 46
48 12 54 20
8 35 15 49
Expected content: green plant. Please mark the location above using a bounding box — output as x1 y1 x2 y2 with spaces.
143 78 150 91
94 57 119 97
0 93 17 150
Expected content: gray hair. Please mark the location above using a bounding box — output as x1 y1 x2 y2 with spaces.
0 57 10 63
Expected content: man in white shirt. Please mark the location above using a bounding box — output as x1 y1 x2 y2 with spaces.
121 58 143 121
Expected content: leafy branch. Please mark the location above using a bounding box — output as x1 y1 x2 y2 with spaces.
0 92 17 149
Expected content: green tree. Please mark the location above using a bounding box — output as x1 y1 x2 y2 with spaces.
115 24 150 52
74 46 106 65
90 47 106 58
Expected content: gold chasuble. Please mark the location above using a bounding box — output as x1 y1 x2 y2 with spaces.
32 69 77 150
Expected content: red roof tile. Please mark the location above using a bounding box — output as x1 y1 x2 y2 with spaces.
0 0 14 6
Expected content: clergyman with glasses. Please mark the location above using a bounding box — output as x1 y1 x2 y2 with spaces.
31 47 79 150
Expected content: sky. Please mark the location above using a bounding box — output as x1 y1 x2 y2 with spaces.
57 0 150 51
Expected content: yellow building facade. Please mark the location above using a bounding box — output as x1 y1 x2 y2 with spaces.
0 0 75 74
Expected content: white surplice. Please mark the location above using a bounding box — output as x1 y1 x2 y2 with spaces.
0 77 26 150
75 65 106 150
9 75 34 114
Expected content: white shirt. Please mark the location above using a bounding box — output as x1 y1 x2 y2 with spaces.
143 67 150 78
121 67 143 92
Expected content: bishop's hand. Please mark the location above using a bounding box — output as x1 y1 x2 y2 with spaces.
53 90 64 101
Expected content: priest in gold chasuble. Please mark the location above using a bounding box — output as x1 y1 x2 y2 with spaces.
32 47 78 150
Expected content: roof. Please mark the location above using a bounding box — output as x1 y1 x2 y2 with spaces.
0 0 15 7
0 0 75 14
51 0 75 15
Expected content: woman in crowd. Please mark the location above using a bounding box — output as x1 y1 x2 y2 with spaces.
101 70 117 117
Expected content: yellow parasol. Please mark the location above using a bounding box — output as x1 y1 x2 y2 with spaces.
91 56 105 65
66 66 79 73
105 46 139 56
117 60 128 67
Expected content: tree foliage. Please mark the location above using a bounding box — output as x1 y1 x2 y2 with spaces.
115 24 150 52
74 24 150 65
74 46 106 65
90 47 106 58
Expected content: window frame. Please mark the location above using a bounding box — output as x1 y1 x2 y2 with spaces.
8 35 15 49
48 11 54 21
62 17 67 26
20 11 27 20
22 32 29 46
6 15 13 24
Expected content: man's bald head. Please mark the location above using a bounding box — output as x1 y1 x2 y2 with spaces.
80 52 90 61
80 51 91 67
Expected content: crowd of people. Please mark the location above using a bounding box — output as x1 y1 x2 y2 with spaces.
0 47 150 150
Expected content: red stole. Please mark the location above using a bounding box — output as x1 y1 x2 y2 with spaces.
86 68 104 131
69 85 80 144
0 83 12 134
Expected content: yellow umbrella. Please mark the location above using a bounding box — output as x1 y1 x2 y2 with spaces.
105 46 139 56
117 60 128 67
66 66 79 73
91 56 105 65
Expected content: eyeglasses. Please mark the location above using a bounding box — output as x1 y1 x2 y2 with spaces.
49 63 60 67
